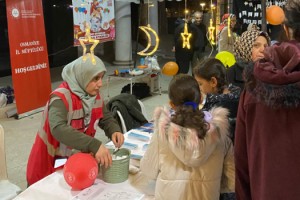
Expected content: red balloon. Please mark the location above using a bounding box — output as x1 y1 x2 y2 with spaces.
266 5 285 25
63 153 98 190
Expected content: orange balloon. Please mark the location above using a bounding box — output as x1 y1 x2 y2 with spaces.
266 5 285 25
162 61 179 76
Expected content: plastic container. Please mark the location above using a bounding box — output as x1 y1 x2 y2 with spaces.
101 148 131 183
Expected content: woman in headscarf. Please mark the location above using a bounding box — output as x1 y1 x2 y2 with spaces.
218 13 237 53
227 26 270 90
26 54 124 185
235 0 300 198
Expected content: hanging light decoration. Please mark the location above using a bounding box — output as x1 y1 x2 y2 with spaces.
79 22 99 65
137 0 160 56
227 1 231 37
208 19 216 45
180 4 191 49
181 22 192 49
208 1 216 45
227 18 231 37
138 24 159 56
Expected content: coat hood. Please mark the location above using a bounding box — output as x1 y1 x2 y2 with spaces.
244 41 300 108
153 106 229 167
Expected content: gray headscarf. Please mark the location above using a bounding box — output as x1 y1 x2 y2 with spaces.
62 54 106 125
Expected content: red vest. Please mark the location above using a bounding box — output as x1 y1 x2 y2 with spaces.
26 82 103 185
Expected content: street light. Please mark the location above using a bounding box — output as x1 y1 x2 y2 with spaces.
200 3 206 11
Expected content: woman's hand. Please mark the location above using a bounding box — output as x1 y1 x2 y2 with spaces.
111 132 124 148
95 145 112 168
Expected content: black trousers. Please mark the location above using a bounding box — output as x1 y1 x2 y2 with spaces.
175 49 193 74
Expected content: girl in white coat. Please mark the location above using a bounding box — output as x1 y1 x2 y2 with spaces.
139 74 235 200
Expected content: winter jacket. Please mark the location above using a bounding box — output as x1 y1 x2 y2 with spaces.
107 93 148 131
202 84 241 142
235 41 300 200
139 106 235 200
194 22 207 52
203 84 241 119
218 26 236 54
227 61 249 91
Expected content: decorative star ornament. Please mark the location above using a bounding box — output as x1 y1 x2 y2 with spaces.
208 19 216 45
181 22 192 49
79 22 99 65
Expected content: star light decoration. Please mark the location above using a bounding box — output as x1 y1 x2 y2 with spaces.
181 22 192 49
208 3 216 45
79 22 99 65
208 19 216 45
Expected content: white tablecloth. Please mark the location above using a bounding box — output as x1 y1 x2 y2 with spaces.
13 170 155 200
14 123 156 200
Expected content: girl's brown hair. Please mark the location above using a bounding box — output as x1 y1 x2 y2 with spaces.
169 74 208 139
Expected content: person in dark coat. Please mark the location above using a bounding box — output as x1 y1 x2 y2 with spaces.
192 11 207 69
173 13 200 74
235 1 300 199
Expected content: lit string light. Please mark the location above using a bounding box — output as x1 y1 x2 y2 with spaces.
137 0 159 56
180 2 191 49
208 19 216 45
138 24 159 56
227 2 231 37
208 1 215 45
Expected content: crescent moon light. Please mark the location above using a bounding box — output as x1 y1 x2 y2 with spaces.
137 24 159 56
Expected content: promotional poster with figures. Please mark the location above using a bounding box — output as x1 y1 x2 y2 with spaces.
72 0 115 46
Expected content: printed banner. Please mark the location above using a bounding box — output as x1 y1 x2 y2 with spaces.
6 0 51 115
233 0 286 32
72 0 115 46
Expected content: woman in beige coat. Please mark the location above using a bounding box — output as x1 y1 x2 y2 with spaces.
139 74 235 200
218 14 237 54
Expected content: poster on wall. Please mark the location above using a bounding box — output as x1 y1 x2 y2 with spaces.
72 0 116 46
233 0 287 32
6 0 51 116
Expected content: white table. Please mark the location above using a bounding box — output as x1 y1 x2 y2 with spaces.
106 122 154 166
13 170 155 200
13 123 156 200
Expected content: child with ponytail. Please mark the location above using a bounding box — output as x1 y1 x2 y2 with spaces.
139 74 235 200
